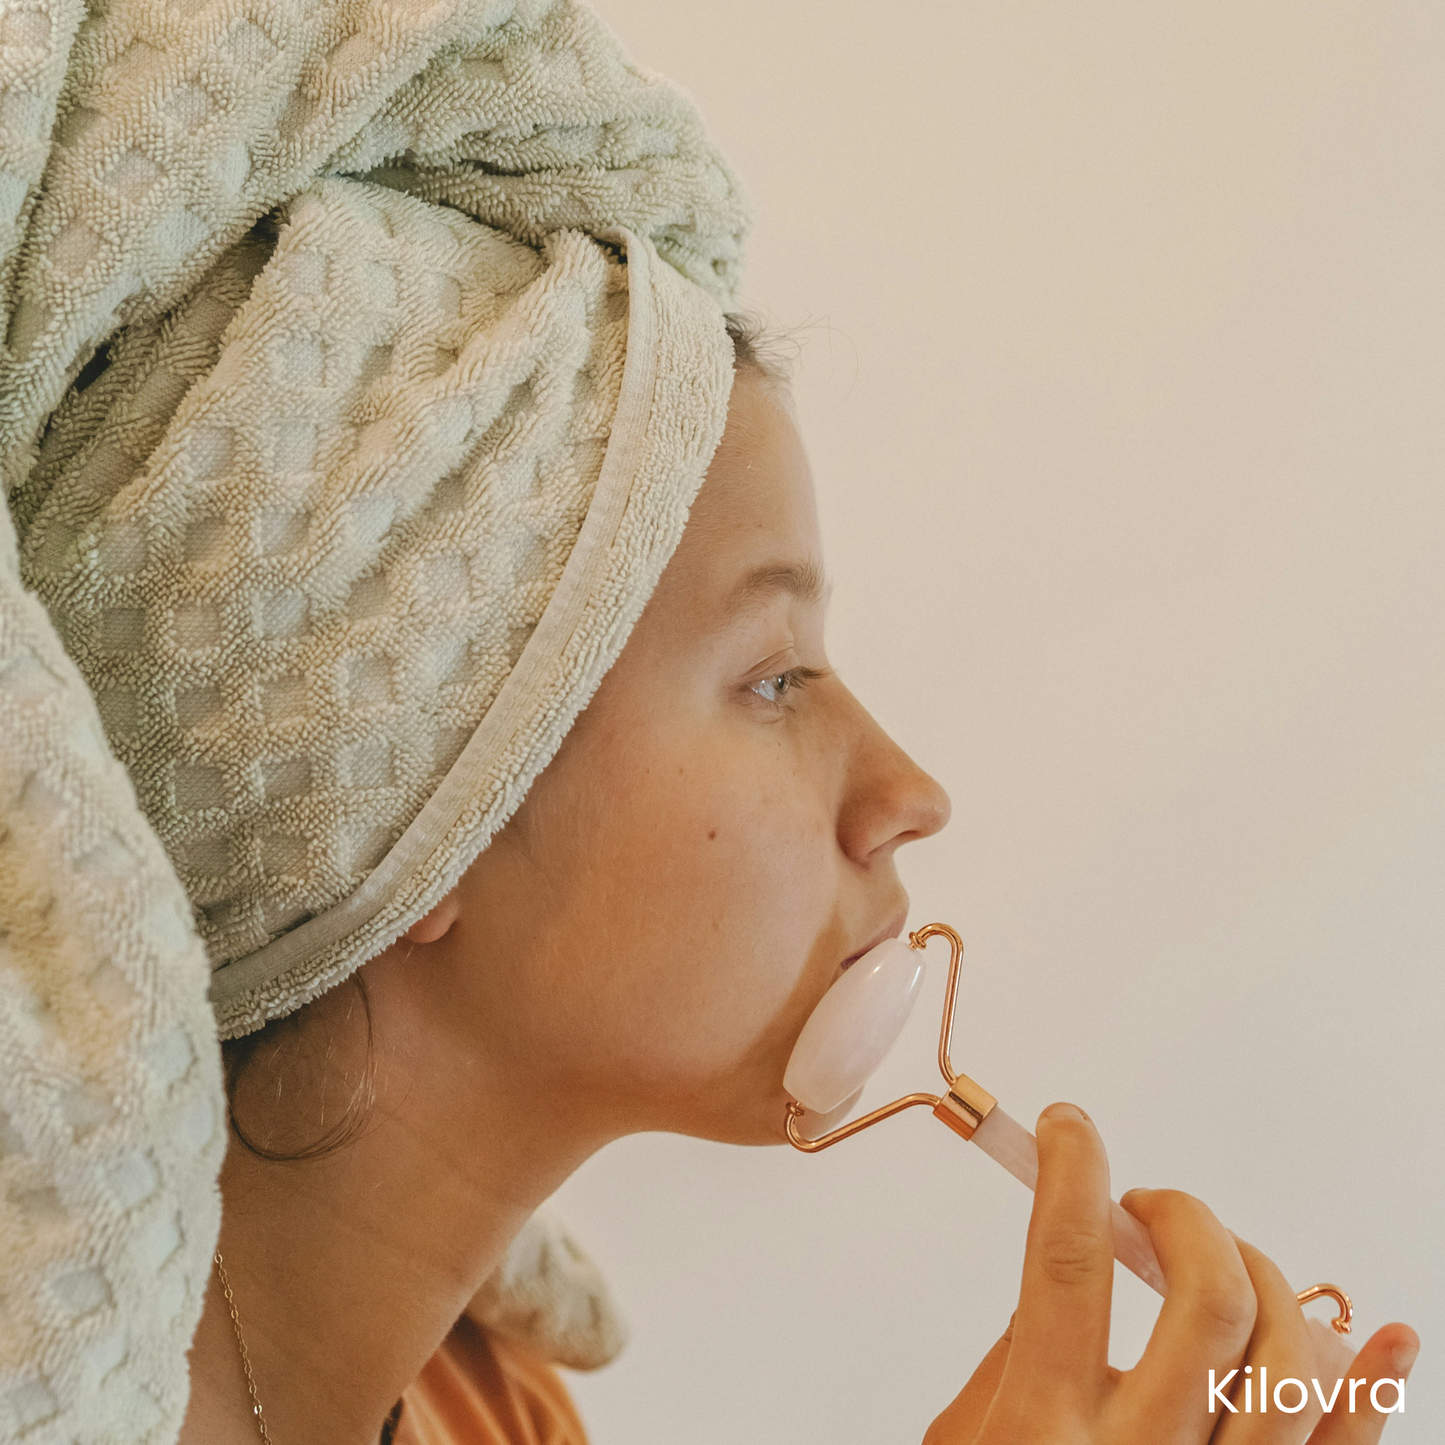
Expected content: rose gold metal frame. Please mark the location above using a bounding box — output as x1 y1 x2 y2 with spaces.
783 923 995 1153
783 921 1354 1334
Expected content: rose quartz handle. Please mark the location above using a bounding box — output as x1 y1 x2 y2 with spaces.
971 1107 1166 1295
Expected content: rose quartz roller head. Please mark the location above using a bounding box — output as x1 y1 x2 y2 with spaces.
781 922 1354 1337
784 938 925 1115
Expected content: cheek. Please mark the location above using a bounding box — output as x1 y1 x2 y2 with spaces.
545 726 847 1094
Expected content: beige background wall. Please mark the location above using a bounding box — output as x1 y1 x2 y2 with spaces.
554 4 1445 1440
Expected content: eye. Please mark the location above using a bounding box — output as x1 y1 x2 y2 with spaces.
746 666 824 708
750 673 792 704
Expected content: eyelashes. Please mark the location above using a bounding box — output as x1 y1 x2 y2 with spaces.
746 665 828 709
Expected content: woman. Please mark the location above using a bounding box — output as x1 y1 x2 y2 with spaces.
0 2 1415 1442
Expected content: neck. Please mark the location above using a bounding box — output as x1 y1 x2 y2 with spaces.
180 963 606 1445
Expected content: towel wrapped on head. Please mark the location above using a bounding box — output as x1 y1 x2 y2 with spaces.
0 1 747 1438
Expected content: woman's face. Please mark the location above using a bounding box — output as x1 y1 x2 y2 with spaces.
424 368 949 1146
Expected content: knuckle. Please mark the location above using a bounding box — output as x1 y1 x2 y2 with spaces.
1192 1278 1257 1336
1038 1225 1111 1288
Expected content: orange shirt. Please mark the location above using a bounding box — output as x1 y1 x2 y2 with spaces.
394 1317 589 1445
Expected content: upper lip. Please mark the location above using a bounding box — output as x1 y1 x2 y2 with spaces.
840 910 909 971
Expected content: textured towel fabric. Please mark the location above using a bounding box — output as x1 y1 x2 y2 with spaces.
465 1206 627 1372
0 2 746 1441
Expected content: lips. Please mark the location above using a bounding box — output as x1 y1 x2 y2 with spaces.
839 912 908 971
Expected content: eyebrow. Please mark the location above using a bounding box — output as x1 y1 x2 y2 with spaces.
726 558 830 615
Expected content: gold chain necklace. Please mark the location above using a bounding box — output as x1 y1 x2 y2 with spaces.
213 1251 275 1444
211 1252 404 1445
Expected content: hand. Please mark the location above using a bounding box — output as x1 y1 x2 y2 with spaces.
924 1103 1418 1444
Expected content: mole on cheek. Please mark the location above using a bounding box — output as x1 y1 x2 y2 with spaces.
708 829 717 841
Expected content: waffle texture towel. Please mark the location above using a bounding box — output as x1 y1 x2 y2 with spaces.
0 1 746 1439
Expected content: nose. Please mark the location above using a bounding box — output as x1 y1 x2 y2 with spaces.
834 691 951 866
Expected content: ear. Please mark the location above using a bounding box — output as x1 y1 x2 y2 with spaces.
404 890 462 945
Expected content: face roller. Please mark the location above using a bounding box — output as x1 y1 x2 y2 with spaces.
783 923 1354 1337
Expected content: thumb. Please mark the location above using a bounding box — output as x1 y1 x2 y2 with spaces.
922 1317 1014 1444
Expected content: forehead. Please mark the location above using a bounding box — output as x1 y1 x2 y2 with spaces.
664 370 821 601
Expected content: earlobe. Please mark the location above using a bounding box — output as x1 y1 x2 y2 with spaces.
404 890 462 945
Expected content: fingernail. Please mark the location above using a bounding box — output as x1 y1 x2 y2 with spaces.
1393 1341 1419 1373
1042 1102 1088 1122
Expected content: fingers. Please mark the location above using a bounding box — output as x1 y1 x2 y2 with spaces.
923 1323 1012 1445
1114 1189 1256 1440
1212 1237 1323 1442
1308 1324 1418 1445
1006 1103 1114 1407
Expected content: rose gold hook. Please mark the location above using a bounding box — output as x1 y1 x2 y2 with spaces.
908 921 965 1085
1295 1282 1353 1335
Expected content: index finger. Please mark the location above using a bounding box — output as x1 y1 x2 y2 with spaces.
1006 1102 1114 1405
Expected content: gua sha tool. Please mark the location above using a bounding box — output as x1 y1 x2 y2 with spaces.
783 922 1354 1336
